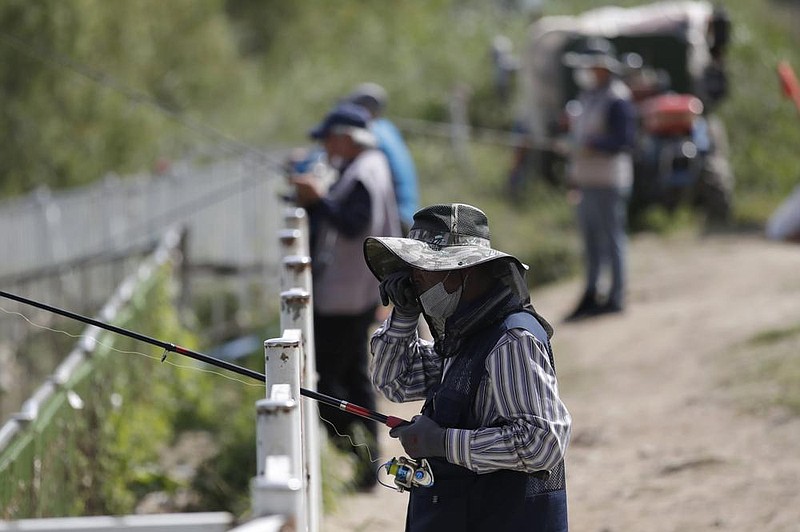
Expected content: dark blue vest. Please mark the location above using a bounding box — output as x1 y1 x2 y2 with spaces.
406 311 568 532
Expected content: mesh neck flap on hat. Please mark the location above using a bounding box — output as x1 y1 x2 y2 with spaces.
407 203 492 249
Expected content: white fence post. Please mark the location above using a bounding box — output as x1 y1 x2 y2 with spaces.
280 256 311 293
280 254 320 532
251 330 305 529
277 229 303 261
279 287 320 532
281 204 320 531
283 208 310 257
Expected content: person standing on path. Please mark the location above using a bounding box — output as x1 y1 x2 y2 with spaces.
562 38 638 321
364 203 571 531
347 82 420 234
291 102 402 491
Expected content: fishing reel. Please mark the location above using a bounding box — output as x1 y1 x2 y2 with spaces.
380 456 434 492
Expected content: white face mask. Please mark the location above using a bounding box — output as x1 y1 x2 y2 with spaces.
418 273 462 320
573 68 599 90
328 154 345 170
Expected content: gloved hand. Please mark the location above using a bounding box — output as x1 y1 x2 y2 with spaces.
389 415 446 459
379 271 422 316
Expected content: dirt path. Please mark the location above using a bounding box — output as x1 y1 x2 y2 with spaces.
322 232 800 532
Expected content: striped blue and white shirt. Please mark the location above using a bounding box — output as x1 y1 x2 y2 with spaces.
370 310 571 475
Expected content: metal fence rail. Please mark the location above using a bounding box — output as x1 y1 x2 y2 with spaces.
0 513 235 532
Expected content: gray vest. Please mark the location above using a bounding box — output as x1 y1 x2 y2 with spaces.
313 149 401 314
569 78 633 189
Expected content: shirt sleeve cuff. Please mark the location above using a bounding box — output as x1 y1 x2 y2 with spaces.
383 309 419 337
445 428 473 470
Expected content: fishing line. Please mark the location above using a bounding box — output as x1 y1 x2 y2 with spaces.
0 293 409 429
2 301 398 485
0 304 263 388
316 414 382 466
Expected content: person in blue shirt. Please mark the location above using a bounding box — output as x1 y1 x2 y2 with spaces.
347 83 420 234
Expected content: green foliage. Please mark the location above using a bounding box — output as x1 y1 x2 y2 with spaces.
0 264 185 517
723 324 800 415
318 435 353 513
0 0 798 228
748 324 800 346
108 275 268 517
73 266 206 515
634 205 701 235
0 262 268 518
224 0 301 56
0 0 265 197
190 393 259 516
716 0 800 211
406 134 581 288
251 0 532 143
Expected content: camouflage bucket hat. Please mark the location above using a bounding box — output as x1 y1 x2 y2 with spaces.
363 203 527 281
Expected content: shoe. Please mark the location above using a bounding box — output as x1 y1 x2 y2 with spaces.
595 302 624 316
563 293 600 322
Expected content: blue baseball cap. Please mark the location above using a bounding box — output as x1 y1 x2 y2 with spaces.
308 102 376 146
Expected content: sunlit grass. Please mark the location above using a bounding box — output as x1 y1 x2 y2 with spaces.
721 325 800 415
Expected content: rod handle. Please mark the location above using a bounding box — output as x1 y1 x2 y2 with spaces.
385 416 410 428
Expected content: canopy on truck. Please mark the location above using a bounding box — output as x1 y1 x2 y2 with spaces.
516 1 717 141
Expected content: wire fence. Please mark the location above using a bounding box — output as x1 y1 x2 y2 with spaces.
0 152 290 422
0 152 284 281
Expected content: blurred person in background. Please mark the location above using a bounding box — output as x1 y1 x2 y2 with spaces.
347 82 420 234
562 37 637 322
766 183 800 243
290 101 402 491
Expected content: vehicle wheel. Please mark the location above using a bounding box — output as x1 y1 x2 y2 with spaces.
697 155 733 224
628 157 662 229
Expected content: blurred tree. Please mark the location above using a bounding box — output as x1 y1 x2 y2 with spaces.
0 0 259 197
224 0 300 56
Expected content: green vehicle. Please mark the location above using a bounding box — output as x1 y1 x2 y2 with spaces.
509 1 733 224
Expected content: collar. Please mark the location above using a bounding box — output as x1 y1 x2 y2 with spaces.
434 282 524 358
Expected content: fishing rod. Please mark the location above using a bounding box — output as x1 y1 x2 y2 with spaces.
0 290 408 429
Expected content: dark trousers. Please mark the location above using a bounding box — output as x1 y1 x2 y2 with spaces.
313 307 379 462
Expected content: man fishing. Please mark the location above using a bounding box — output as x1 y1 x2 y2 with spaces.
364 203 571 531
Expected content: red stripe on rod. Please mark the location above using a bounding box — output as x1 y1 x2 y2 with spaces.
302 387 408 427
342 402 387 424
385 416 408 429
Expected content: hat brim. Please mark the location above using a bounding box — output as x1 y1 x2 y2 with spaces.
363 236 526 282
309 125 377 148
